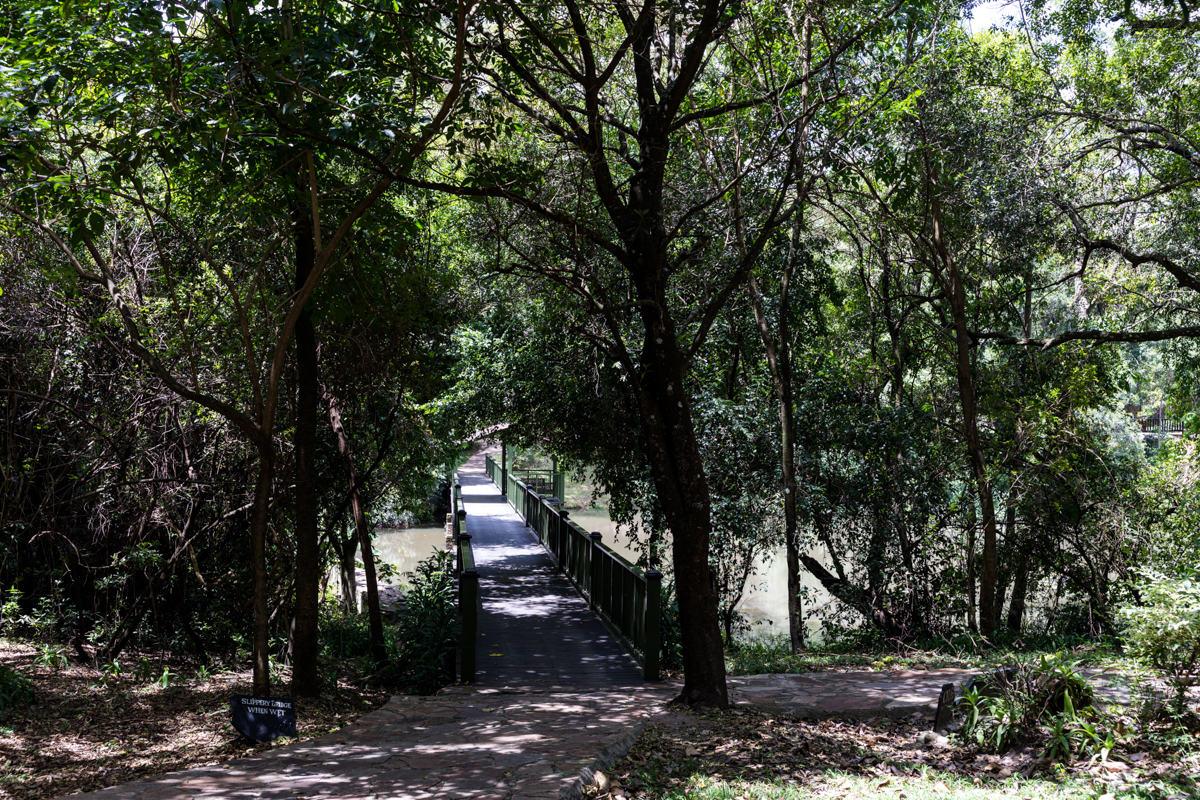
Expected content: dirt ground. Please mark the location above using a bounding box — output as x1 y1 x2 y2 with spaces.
0 642 389 800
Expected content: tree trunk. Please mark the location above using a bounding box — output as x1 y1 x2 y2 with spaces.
800 554 904 638
965 487 978 634
992 500 1017 629
928 198 999 638
336 517 359 614
250 449 274 696
326 389 388 667
630 292 727 707
1007 557 1029 633
290 203 322 698
748 271 805 654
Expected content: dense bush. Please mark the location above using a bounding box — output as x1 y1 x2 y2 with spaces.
394 552 459 695
1121 568 1200 714
958 653 1106 761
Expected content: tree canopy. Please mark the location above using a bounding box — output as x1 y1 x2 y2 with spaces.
3 0 1200 708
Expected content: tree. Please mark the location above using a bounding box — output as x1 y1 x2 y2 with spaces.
0 0 475 695
419 0 914 707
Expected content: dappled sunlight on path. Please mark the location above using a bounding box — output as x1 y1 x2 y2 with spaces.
457 446 645 689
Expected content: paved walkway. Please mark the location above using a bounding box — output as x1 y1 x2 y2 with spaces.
76 687 673 800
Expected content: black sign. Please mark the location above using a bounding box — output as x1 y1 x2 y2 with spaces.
231 695 296 742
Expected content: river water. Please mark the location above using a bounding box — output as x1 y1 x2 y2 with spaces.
565 510 834 641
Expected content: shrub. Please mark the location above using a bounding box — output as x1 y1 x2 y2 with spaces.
395 551 459 695
33 643 68 669
319 600 374 661
1120 567 1200 714
0 664 34 716
958 653 1104 760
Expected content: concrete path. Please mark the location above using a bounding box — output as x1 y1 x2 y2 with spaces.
457 453 644 688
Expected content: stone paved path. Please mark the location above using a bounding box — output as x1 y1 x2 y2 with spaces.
74 687 675 800
728 669 976 719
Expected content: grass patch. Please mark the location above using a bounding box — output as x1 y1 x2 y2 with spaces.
725 634 1143 678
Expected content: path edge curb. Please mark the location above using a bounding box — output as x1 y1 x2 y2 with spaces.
559 720 647 800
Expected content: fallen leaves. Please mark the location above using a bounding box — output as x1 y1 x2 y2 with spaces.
597 702 1197 800
0 642 389 800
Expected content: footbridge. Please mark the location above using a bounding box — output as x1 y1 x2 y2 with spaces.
450 444 661 687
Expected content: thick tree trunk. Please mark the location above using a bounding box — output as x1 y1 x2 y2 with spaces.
290 205 321 697
326 389 388 667
630 296 727 707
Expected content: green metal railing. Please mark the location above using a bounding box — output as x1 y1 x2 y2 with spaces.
451 477 478 683
485 454 502 488
483 460 660 680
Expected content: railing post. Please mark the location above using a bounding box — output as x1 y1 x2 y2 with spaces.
460 566 478 683
456 532 471 574
644 569 662 681
454 486 464 539
589 532 602 610
501 444 508 494
559 510 570 566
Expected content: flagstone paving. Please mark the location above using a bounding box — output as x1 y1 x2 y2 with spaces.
73 687 675 800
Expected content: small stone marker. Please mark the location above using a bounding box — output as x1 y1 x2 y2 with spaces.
933 682 955 731
231 695 296 742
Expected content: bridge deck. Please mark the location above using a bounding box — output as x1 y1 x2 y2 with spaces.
458 451 644 688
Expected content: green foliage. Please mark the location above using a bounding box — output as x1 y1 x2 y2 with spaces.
0 587 21 637
33 643 68 669
320 601 374 662
93 659 122 690
394 551 459 695
1120 567 1200 714
958 654 1108 761
659 580 683 671
150 666 176 689
0 664 35 716
134 658 158 683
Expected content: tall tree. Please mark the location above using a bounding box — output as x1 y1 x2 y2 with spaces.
418 0 910 707
0 0 475 694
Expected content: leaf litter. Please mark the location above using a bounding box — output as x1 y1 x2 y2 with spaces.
591 704 1200 799
0 642 389 800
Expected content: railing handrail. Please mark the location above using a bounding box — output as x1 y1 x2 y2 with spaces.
1141 417 1185 432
